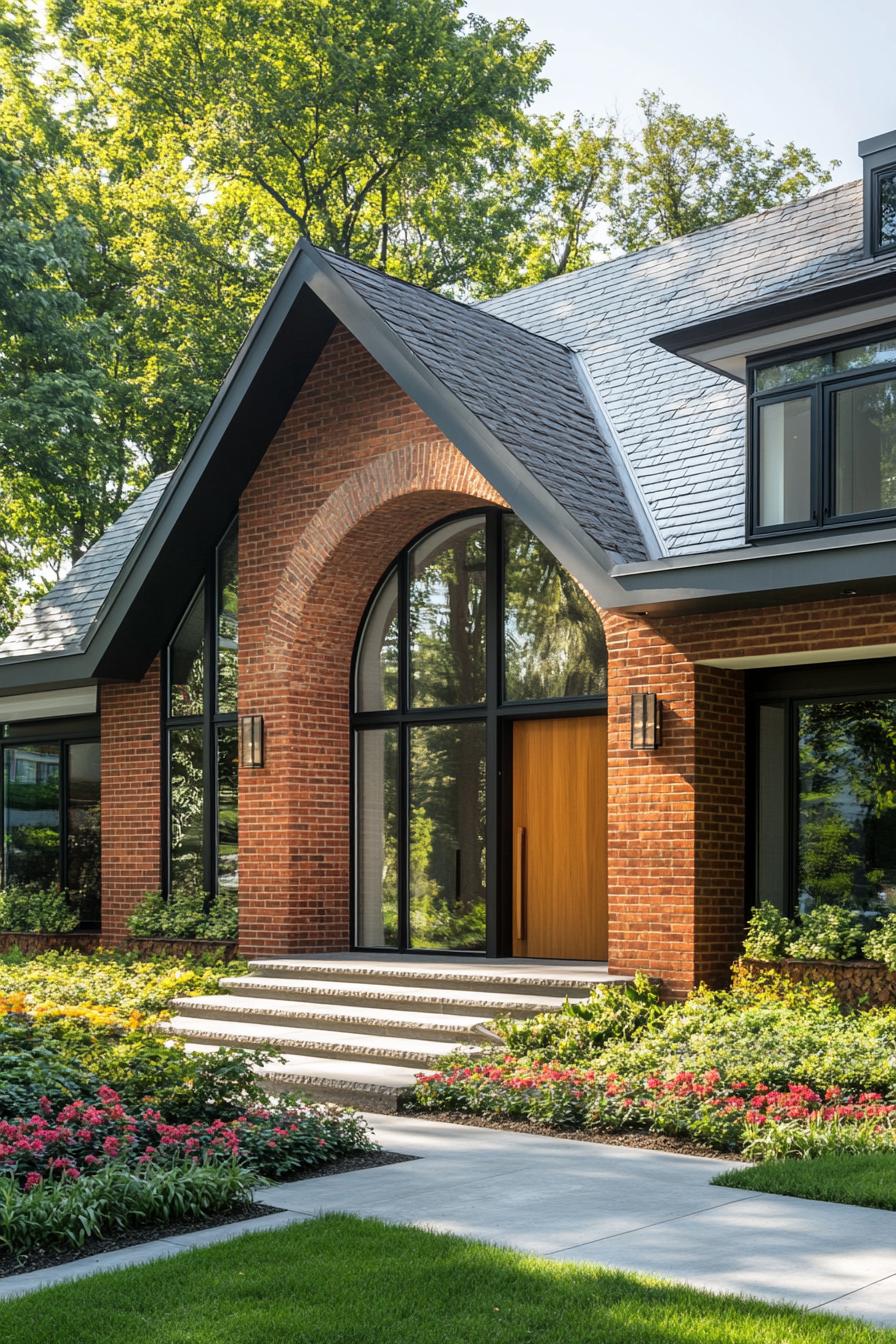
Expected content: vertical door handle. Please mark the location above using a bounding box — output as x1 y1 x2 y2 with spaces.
514 826 527 942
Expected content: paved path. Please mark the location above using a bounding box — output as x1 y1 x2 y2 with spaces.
2 1113 895 1328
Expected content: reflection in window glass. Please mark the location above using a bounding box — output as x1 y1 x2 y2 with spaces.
879 171 896 252
216 726 238 893
834 340 896 372
504 518 607 701
356 569 399 712
169 726 204 891
2 743 60 889
355 729 399 947
834 378 896 516
754 355 830 392
754 705 787 913
409 721 486 951
169 587 205 717
217 525 238 714
798 699 896 920
757 398 813 527
410 518 486 708
67 742 100 924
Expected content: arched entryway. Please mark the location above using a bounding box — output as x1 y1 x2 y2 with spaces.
352 507 609 959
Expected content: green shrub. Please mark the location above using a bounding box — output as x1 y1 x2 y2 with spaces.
788 905 865 961
742 902 794 960
494 975 660 1061
0 1158 254 1256
0 885 79 934
127 887 238 941
0 1015 97 1118
863 913 896 971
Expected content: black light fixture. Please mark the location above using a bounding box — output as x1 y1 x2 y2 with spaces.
239 714 265 768
630 693 661 750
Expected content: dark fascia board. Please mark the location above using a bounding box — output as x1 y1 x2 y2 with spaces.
651 271 896 360
0 240 630 693
607 525 896 614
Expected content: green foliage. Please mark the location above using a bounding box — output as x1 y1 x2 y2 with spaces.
742 902 795 960
863 914 896 971
127 887 238 941
0 1013 96 1117
788 905 865 962
711 1152 896 1210
0 884 79 933
0 1157 254 1256
495 974 660 1062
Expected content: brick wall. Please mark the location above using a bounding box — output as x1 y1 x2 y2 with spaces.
99 658 161 941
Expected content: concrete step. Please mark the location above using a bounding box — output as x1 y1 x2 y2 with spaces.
168 993 497 1041
216 975 581 1017
246 956 628 996
183 1042 421 1113
163 1015 479 1068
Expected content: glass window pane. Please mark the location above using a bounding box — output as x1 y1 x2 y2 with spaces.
834 378 896 516
879 170 896 251
834 340 896 372
757 397 813 527
799 699 896 921
216 725 238 894
67 742 100 925
169 726 205 892
356 569 399 712
504 518 607 701
355 728 399 947
409 721 486 951
410 518 486 708
754 356 829 392
2 743 60 889
169 586 205 717
216 524 238 714
755 705 787 912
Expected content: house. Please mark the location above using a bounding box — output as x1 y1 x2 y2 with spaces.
3 130 896 1001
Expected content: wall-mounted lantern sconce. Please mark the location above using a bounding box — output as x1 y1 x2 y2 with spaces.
239 714 265 768
630 693 661 750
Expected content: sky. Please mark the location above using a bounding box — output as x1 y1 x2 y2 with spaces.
471 0 895 185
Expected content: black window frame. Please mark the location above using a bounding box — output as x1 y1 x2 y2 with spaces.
350 507 609 956
0 716 101 928
870 165 896 259
162 517 238 900
747 326 896 541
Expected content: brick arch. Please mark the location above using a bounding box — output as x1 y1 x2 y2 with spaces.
237 442 502 956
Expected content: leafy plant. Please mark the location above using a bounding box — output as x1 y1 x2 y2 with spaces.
494 975 660 1061
0 885 79 934
742 902 794 960
788 905 865 961
127 888 238 941
863 914 896 971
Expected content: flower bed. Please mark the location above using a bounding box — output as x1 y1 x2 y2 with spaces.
413 1062 896 1160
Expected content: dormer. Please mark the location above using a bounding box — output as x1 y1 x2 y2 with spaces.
860 130 896 258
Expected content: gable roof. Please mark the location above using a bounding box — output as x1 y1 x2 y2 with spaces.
0 240 646 690
482 179 896 556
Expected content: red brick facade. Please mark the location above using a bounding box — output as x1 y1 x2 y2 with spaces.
97 323 896 989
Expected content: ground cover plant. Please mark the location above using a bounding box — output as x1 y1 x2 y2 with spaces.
0 1212 889 1344
0 949 376 1260
711 1152 896 1211
411 969 896 1158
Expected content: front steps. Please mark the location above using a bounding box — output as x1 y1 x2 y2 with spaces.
162 955 631 1112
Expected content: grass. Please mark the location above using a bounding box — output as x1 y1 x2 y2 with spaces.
712 1152 896 1211
0 1213 890 1343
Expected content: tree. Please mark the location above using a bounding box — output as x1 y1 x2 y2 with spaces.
609 91 834 253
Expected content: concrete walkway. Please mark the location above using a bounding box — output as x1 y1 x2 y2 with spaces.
2 1113 896 1328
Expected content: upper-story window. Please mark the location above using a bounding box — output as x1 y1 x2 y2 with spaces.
860 130 896 257
748 333 896 537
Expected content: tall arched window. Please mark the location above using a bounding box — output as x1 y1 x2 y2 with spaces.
352 509 607 954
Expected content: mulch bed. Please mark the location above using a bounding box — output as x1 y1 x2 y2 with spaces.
0 1150 415 1280
402 1108 749 1162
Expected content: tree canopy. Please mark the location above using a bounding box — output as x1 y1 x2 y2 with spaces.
0 0 834 636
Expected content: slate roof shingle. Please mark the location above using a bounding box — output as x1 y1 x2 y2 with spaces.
0 473 172 660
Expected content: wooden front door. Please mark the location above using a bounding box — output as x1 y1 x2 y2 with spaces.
511 715 607 960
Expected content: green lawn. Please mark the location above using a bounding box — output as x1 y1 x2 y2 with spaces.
712 1152 896 1211
1 1213 890 1343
